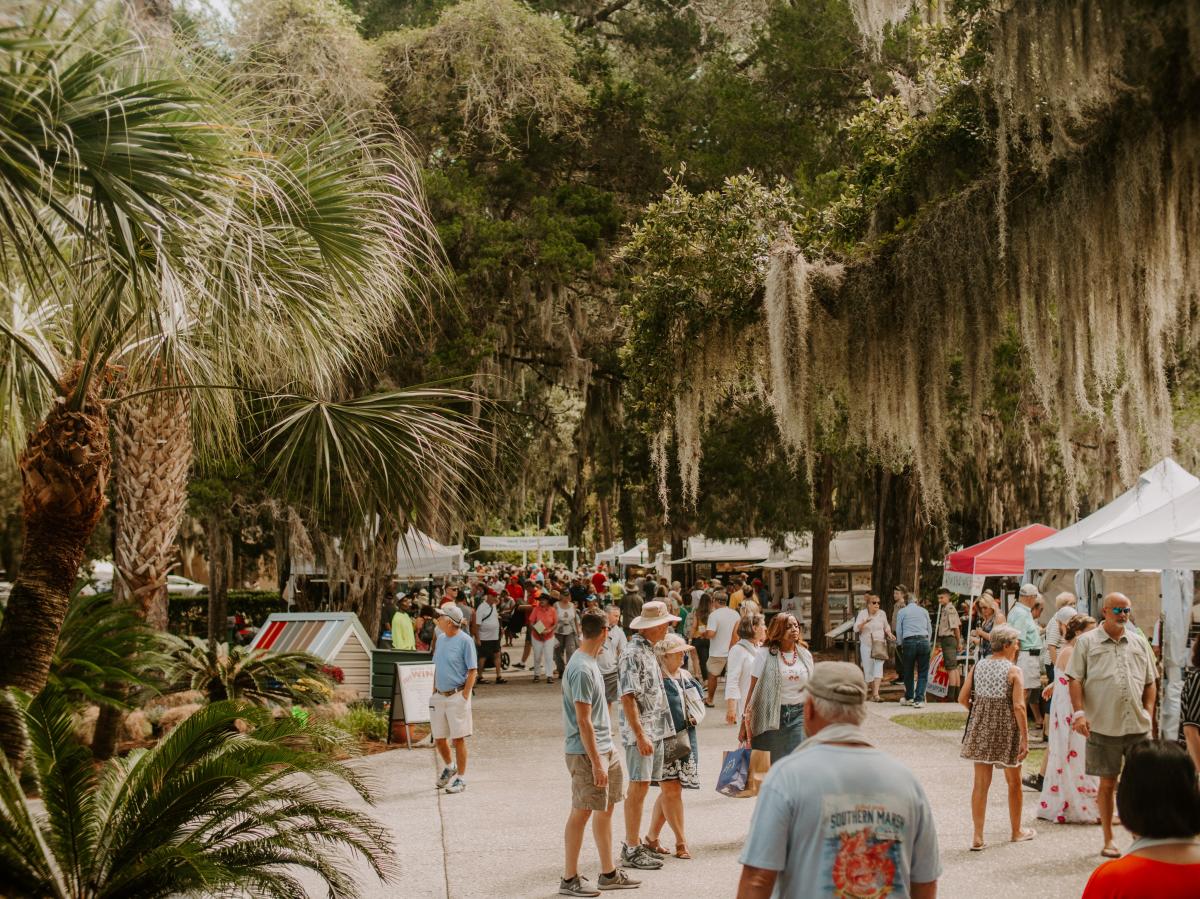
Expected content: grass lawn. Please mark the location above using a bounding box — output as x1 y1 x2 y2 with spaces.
892 712 1046 774
891 712 967 731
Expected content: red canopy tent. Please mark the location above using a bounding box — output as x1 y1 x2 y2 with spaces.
944 524 1058 590
943 524 1057 674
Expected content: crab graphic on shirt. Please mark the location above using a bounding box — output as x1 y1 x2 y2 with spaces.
830 828 897 898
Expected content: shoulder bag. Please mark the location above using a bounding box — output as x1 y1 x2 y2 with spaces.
681 670 707 725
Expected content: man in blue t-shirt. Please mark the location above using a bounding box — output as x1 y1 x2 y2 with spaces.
558 608 640 896
430 605 477 795
738 662 940 899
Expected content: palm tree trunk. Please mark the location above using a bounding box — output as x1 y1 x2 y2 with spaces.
0 368 110 763
113 393 192 629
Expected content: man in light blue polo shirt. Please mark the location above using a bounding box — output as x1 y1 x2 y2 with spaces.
894 592 932 708
1008 584 1045 736
738 662 940 898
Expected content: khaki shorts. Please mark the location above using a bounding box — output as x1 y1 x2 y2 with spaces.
429 691 473 740
566 749 626 811
938 635 959 673
707 656 727 677
1085 731 1149 778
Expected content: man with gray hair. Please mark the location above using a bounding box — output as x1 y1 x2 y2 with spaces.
1067 591 1157 859
737 662 940 898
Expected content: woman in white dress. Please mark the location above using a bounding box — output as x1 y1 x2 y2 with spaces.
854 595 895 701
724 614 765 723
1037 614 1100 825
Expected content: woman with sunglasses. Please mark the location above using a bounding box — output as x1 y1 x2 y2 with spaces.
854 594 895 701
740 614 814 765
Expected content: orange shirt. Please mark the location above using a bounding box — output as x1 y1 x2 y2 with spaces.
1082 854 1200 898
528 605 558 641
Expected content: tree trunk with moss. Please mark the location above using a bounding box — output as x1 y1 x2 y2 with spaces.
0 369 111 763
207 516 232 647
809 453 835 651
873 466 923 619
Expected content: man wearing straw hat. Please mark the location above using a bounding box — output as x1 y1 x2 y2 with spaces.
737 662 941 898
617 600 680 872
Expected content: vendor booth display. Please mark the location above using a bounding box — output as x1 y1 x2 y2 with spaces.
760 530 875 629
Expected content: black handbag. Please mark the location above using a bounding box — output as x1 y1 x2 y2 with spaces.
664 729 692 763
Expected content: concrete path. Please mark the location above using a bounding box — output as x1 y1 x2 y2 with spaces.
306 673 1115 898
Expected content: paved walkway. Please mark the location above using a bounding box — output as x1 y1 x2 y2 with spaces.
304 672 1114 898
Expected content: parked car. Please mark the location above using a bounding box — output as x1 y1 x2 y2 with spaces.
167 574 207 596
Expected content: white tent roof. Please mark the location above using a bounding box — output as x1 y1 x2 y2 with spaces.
594 543 622 566
761 529 875 569
1079 482 1200 569
1025 458 1199 570
617 541 672 566
679 536 774 564
396 527 464 578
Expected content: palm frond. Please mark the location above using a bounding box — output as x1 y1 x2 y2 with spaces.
255 386 489 521
48 592 170 710
163 637 333 707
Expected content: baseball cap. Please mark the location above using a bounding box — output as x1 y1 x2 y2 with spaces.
1019 583 1040 597
807 661 868 706
436 605 464 625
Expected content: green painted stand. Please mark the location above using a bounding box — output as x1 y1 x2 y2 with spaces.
372 648 432 711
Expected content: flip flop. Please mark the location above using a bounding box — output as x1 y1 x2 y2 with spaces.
1101 846 1121 859
969 841 986 851
1011 828 1037 843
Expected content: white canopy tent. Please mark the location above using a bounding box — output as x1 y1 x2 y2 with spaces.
670 536 774 565
1024 458 1200 739
759 529 875 569
594 543 622 568
395 528 465 580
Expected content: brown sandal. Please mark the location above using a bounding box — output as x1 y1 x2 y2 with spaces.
643 837 668 855
675 843 692 860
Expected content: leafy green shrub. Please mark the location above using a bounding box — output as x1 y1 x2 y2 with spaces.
0 691 393 896
335 704 389 742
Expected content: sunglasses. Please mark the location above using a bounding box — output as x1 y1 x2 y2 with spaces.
1109 607 1131 615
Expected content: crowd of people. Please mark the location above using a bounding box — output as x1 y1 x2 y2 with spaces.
409 560 1200 897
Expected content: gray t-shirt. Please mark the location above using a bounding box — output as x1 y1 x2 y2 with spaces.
598 626 627 675
740 743 941 898
562 651 612 755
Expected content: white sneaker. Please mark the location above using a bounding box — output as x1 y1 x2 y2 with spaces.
913 701 925 709
444 776 467 794
436 765 457 788
899 699 913 707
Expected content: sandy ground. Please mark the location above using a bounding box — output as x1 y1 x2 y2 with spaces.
301 666 1114 898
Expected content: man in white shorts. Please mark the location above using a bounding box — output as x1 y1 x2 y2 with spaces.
430 605 477 794
704 593 741 706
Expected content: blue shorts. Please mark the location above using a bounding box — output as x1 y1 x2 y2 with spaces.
625 737 665 782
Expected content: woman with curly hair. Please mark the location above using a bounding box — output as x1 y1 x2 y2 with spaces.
739 613 814 765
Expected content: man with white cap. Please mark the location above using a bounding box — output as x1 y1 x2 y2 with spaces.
617 600 680 871
738 662 940 898
1010 584 1046 737
430 604 477 795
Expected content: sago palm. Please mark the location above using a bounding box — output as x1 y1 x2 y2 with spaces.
164 637 331 706
0 690 394 897
0 6 483 760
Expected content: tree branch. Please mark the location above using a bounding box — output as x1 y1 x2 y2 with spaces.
575 0 637 32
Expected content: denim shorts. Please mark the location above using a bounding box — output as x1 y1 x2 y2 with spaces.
625 737 665 782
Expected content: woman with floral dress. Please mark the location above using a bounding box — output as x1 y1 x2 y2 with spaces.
960 625 1035 849
1037 614 1100 824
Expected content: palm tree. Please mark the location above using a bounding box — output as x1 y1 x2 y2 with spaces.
0 7 483 761
0 690 394 896
164 637 332 706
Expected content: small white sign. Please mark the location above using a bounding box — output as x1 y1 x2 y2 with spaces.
941 570 986 596
396 663 434 724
